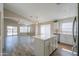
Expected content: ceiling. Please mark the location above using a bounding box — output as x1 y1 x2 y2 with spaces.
4 3 78 23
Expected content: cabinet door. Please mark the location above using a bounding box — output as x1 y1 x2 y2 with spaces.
50 37 58 52
45 40 50 56
54 37 58 48
45 39 54 55
51 38 55 51
45 37 58 55
33 38 44 56
49 39 53 54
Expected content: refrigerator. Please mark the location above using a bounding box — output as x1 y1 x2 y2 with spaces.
72 17 78 56
72 4 79 56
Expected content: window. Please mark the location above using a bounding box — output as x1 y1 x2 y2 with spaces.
20 26 30 33
61 22 73 34
12 27 17 35
20 26 27 32
7 26 12 35
28 26 31 32
40 24 51 35
7 26 17 35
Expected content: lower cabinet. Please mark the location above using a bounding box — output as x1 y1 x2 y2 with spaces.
33 37 58 56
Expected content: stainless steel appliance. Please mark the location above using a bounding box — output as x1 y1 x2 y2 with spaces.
72 16 78 56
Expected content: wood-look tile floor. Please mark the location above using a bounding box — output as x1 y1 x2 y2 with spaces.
51 43 73 56
3 35 73 56
58 43 72 51
3 35 34 56
51 48 73 56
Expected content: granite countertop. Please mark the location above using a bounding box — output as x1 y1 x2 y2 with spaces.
33 34 56 40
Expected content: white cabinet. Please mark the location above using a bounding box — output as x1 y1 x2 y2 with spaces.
33 38 44 56
33 35 58 56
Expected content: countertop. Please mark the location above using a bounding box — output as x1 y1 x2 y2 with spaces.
53 32 73 35
32 34 57 40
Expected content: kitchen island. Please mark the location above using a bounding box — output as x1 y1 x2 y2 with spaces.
32 34 58 56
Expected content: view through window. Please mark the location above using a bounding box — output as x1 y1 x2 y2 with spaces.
20 26 30 33
61 22 73 34
7 26 17 35
40 24 51 35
